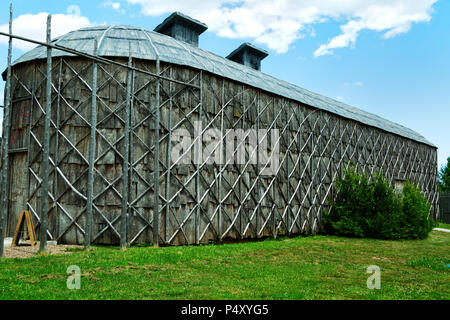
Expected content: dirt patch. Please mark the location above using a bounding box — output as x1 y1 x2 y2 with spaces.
3 241 83 259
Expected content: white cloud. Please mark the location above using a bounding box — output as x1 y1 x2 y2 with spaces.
127 0 438 55
314 1 437 57
100 1 124 13
0 6 93 51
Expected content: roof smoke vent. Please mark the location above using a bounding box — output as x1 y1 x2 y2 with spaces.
154 12 208 47
226 43 268 71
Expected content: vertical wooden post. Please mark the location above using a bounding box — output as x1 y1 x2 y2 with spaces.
285 102 290 235
164 67 173 244
53 59 62 240
86 39 98 249
218 79 225 240
152 55 161 247
256 92 261 237
121 44 132 249
272 98 277 238
317 113 322 232
128 69 135 242
40 14 52 253
195 71 203 244
0 4 13 258
329 116 334 206
297 105 303 233
310 115 314 232
339 118 343 179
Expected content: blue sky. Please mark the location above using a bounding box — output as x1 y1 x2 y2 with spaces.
0 0 448 169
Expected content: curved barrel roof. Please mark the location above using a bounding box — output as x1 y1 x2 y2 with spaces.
11 25 434 147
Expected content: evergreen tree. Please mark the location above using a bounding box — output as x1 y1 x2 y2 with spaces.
438 157 450 192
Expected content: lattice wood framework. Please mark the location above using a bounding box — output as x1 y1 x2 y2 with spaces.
0 19 439 251
2 54 439 247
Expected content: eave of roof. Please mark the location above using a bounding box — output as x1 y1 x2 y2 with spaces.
5 25 436 148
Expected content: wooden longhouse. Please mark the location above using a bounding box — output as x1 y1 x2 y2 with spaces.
1 12 438 246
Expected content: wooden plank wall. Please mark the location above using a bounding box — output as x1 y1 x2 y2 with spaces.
6 57 439 245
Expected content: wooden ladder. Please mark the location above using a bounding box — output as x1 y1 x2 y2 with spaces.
11 210 37 247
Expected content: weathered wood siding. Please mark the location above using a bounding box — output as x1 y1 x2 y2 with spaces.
6 56 439 245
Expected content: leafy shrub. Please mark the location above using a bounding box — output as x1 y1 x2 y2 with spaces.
401 183 434 239
324 168 433 240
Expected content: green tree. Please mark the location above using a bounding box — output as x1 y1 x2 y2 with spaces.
438 157 450 192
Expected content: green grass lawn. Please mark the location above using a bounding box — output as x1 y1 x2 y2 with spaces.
438 222 450 229
1 231 449 300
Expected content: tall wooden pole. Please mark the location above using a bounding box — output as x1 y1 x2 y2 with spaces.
85 39 98 249
0 4 13 258
39 14 52 253
121 44 132 249
152 55 161 247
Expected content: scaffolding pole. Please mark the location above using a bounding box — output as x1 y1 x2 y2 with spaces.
39 15 53 253
164 67 173 244
120 45 132 249
153 55 161 247
0 4 13 258
85 39 98 249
